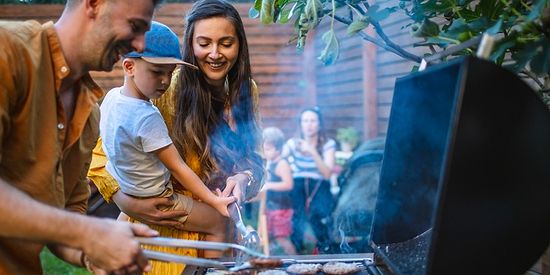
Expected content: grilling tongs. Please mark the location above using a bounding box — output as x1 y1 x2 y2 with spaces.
137 237 267 271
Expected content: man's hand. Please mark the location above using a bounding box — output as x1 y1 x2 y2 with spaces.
112 190 188 230
81 218 157 273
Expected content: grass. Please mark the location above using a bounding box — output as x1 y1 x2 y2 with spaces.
40 247 90 275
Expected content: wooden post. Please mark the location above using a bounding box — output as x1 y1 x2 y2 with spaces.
362 25 378 139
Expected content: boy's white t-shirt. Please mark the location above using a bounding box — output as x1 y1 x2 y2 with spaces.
100 87 173 197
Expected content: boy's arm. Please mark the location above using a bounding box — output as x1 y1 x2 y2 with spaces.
155 144 235 217
264 160 294 192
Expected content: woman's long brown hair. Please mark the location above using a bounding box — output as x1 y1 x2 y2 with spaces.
172 0 263 196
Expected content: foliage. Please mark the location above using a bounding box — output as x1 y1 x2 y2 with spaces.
40 248 90 275
250 0 550 96
403 0 550 95
336 127 360 150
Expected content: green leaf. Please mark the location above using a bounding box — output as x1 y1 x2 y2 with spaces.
272 0 290 22
420 0 454 13
527 0 546 22
274 0 291 8
368 6 398 22
489 39 515 62
486 18 502 35
249 7 260 19
410 19 440 37
476 0 505 19
278 5 293 24
287 2 299 22
318 30 340 65
443 18 473 39
347 16 370 35
459 8 481 21
510 42 540 72
304 0 322 28
530 38 550 76
467 17 492 33
253 0 262 12
260 0 274 24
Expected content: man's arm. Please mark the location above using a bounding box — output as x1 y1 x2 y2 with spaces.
0 179 158 272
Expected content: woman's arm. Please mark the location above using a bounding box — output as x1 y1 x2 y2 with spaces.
322 145 336 178
155 144 235 217
88 137 188 229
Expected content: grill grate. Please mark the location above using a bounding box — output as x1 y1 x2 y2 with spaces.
181 254 374 275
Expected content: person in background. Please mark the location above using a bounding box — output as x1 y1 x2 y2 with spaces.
261 127 296 255
283 107 337 254
99 21 236 256
88 0 264 273
0 0 160 273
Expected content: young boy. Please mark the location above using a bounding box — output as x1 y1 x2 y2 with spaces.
99 21 235 250
261 127 296 255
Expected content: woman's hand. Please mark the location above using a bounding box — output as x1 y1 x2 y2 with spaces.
112 191 188 230
210 189 237 217
297 139 317 156
223 173 250 203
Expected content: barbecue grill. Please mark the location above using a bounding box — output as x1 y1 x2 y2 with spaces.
369 56 550 275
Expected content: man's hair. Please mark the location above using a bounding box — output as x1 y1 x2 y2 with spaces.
65 0 164 10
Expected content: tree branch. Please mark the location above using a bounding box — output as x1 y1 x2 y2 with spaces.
333 14 422 63
358 2 422 63
520 70 546 90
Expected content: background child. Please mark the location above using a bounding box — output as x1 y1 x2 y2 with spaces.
99 21 235 255
261 127 296 255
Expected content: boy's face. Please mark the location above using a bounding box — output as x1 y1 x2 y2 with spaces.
263 142 280 161
127 59 176 100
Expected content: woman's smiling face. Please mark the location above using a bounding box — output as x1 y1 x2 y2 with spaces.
192 16 240 87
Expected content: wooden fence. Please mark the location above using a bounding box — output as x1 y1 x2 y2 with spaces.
0 2 422 140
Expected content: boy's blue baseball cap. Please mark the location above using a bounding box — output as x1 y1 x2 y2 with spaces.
125 21 197 69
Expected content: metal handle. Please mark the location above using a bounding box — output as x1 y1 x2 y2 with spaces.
143 250 227 269
228 202 248 236
137 237 266 258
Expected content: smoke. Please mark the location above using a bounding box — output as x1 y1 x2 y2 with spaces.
338 226 356 254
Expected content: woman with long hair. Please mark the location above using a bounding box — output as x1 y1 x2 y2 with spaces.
283 107 336 254
173 0 263 197
88 0 264 273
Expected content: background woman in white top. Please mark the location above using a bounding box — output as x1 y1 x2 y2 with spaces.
283 107 336 254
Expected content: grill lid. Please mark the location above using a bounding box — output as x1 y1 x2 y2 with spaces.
370 56 550 275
